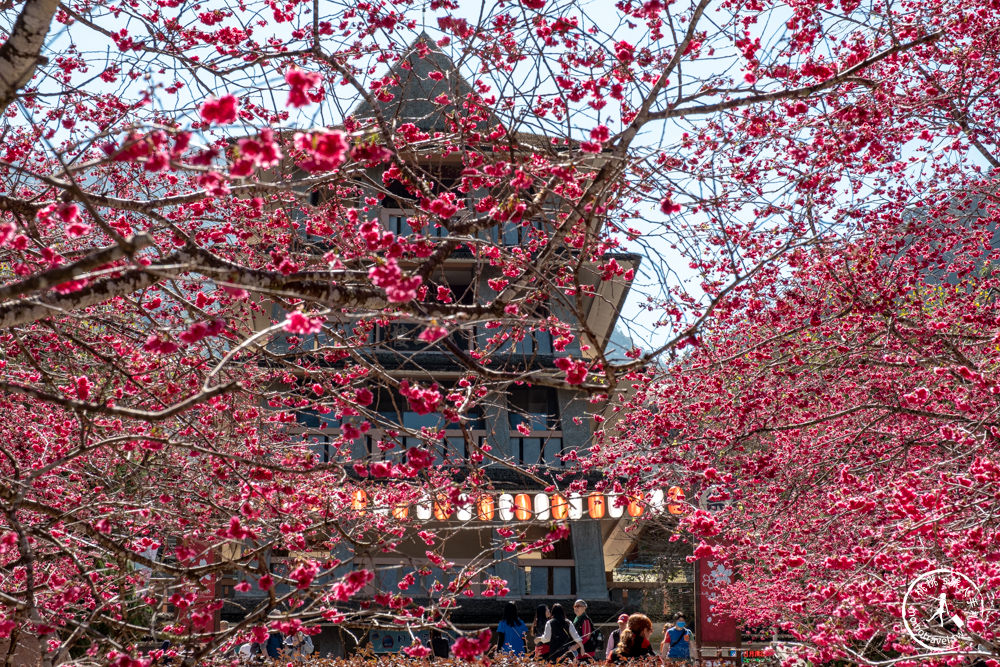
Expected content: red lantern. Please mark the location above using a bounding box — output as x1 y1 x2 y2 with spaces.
514 493 532 521
392 504 409 520
587 492 606 519
667 486 686 515
551 493 568 520
477 495 495 521
351 489 368 516
627 496 644 517
434 494 452 520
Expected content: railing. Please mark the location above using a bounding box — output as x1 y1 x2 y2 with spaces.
291 427 487 466
383 210 450 238
509 433 564 467
612 563 660 583
612 560 693 584
492 329 556 355
380 206 565 249
368 321 475 352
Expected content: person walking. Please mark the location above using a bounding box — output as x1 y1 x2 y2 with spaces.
152 640 173 665
235 643 253 664
660 613 693 662
430 629 450 659
572 599 596 661
608 613 656 663
283 630 314 662
536 603 584 663
494 601 528 655
249 629 284 660
532 604 551 660
606 614 629 661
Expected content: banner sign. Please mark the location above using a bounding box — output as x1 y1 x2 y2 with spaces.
695 557 740 645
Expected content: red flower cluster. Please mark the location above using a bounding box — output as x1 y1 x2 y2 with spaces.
660 196 682 215
614 40 634 64
285 67 323 107
283 311 325 335
289 560 319 589
403 641 432 658
222 516 256 540
554 356 588 384
406 446 435 471
294 129 349 172
143 335 180 355
418 326 449 342
452 629 492 659
74 376 92 400
232 128 283 177
398 380 441 415
331 569 373 601
425 192 460 218
178 319 226 344
199 94 238 124
368 258 423 302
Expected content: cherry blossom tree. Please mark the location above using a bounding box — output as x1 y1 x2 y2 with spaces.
604 199 1000 663
0 0 998 661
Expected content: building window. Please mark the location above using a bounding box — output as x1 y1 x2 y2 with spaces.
508 387 560 431
291 386 486 467
521 564 575 596
501 301 555 355
375 387 485 432
511 436 564 467
519 531 575 597
508 386 562 465
502 218 548 246
382 208 449 238
386 212 411 236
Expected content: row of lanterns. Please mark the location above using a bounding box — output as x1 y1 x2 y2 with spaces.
349 487 686 521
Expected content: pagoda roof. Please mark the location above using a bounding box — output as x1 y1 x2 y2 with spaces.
351 32 492 133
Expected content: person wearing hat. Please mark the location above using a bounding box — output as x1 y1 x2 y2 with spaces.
572 599 596 661
606 614 629 661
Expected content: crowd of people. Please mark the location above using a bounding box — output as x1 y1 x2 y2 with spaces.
232 628 315 663
162 603 691 664
483 600 693 664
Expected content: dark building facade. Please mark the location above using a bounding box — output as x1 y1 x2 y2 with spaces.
219 36 645 657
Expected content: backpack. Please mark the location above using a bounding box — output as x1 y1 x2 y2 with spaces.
576 615 602 654
546 620 574 662
586 625 604 653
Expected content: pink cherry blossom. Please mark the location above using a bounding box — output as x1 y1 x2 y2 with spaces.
554 357 588 384
452 630 492 659
294 129 348 172
285 67 323 107
283 311 324 334
199 94 239 124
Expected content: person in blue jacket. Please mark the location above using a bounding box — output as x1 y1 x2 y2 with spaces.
250 630 285 659
494 601 528 654
661 613 693 661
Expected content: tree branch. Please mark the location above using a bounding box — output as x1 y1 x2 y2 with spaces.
648 31 942 121
0 379 239 422
0 233 154 301
0 0 60 113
